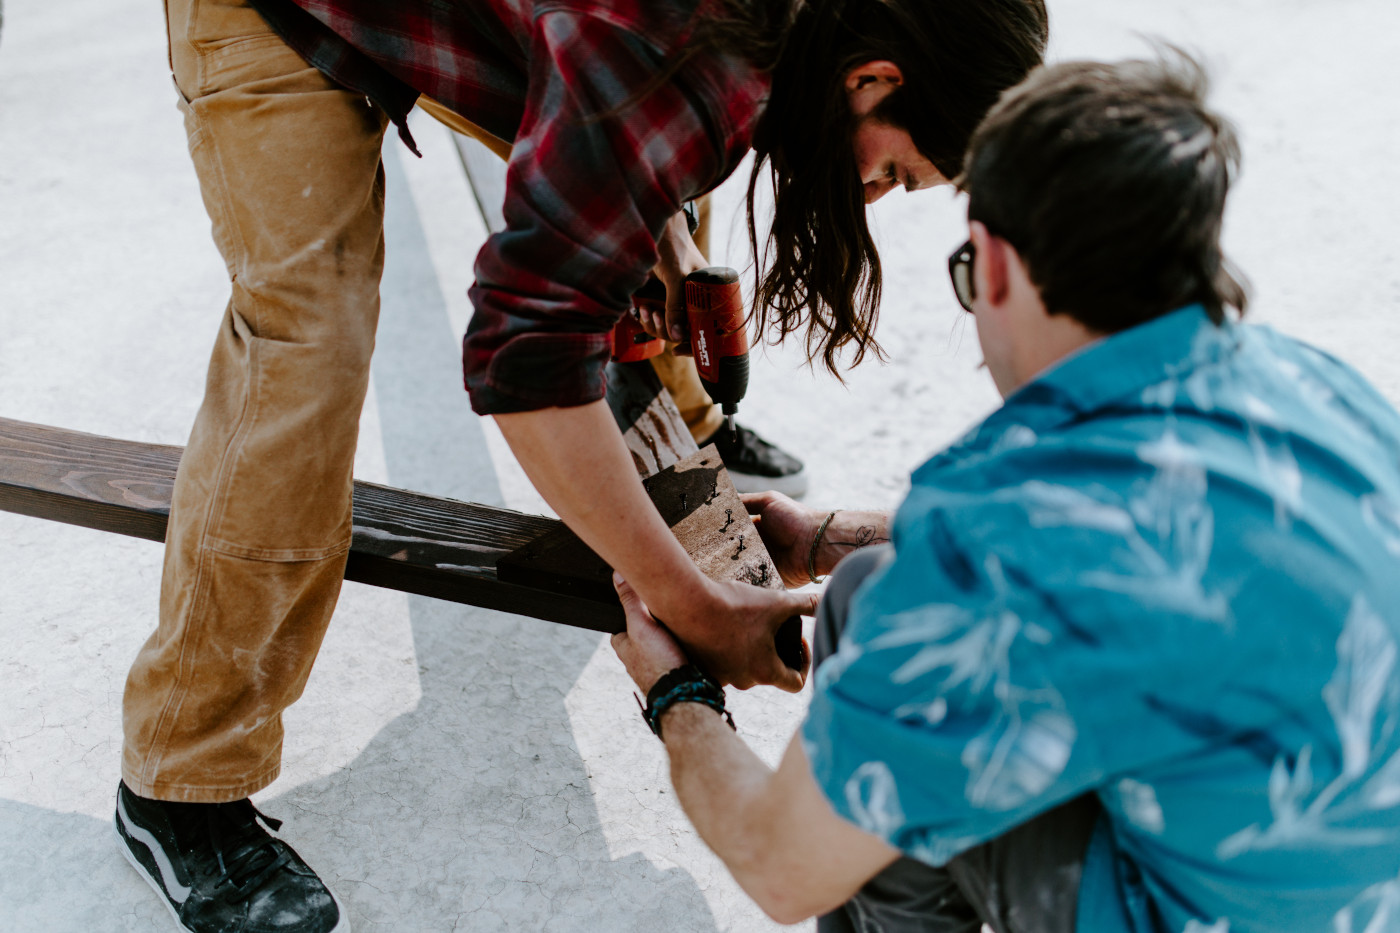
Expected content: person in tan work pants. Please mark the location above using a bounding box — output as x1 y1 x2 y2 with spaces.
117 4 772 927
122 0 795 809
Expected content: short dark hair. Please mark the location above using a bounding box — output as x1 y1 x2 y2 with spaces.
959 49 1249 331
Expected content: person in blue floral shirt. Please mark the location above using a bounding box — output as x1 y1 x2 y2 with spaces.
612 51 1400 933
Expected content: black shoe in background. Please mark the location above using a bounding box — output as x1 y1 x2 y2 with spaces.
702 423 808 497
115 780 346 932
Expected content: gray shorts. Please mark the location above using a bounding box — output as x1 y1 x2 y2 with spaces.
812 547 1098 933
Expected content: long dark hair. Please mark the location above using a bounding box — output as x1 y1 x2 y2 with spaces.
676 1 1049 374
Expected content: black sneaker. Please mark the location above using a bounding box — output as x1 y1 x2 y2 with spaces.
115 781 346 932
702 423 808 497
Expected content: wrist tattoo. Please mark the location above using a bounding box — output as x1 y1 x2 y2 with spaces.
830 525 889 551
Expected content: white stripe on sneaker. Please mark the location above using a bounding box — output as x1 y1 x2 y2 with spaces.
117 793 192 904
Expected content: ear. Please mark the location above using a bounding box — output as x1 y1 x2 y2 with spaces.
843 60 905 93
970 221 1010 307
844 60 905 116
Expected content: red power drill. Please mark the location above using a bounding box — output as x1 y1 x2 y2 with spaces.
611 267 749 437
685 267 748 439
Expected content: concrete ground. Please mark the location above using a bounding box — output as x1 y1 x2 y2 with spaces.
2 0 1399 930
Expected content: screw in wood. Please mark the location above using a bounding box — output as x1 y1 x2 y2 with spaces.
731 535 746 560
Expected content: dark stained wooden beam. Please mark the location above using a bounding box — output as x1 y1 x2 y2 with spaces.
0 416 625 633
496 445 807 671
605 360 700 476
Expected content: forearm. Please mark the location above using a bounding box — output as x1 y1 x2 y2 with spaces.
495 401 706 618
661 706 807 921
814 510 892 578
660 707 899 923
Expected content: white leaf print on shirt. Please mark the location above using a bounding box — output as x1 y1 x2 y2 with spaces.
1184 920 1230 933
1218 596 1400 858
1334 870 1400 933
990 424 1039 455
846 761 905 840
1326 597 1398 780
1244 411 1302 530
1365 751 1400 811
962 701 1075 810
1274 355 1376 448
1139 323 1231 413
892 695 948 727
1015 426 1228 623
905 833 982 868
827 604 969 691
878 557 1077 811
1118 778 1166 834
1141 337 1301 531
1361 495 1400 558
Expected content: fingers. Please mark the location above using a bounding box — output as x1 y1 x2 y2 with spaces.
773 586 821 617
613 571 644 615
613 571 661 644
613 573 689 690
664 289 693 353
769 652 808 693
609 630 630 662
756 626 809 693
773 614 809 673
741 491 774 515
637 306 667 340
665 302 689 345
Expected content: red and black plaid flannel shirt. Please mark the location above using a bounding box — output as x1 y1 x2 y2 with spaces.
249 0 769 414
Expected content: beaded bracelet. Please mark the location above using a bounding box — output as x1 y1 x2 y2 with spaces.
637 664 735 741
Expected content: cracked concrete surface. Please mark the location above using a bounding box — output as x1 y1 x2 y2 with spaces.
3 0 1400 930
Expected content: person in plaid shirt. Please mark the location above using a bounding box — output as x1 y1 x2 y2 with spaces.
115 1 1048 929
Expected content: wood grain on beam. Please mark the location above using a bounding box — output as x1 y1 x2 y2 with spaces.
604 361 699 477
0 417 624 633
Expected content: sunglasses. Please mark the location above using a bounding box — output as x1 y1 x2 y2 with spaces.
947 239 976 313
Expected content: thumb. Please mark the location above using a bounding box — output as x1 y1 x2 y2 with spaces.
789 590 822 618
774 662 806 694
772 615 811 684
740 491 773 515
612 572 647 617
666 299 690 346
766 638 809 693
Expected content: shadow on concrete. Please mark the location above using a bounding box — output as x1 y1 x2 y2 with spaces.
254 146 719 932
0 799 169 930
0 131 718 933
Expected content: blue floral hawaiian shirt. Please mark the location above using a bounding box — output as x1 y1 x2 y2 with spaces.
804 305 1400 933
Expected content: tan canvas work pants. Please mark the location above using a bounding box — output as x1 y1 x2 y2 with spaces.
124 0 721 802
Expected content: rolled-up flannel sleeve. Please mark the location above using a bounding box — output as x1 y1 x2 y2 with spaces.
462 12 723 414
